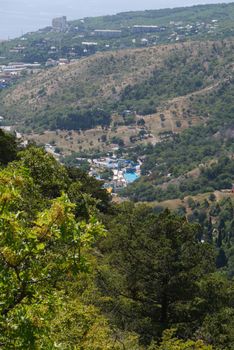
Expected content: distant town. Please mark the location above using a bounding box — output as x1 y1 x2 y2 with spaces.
45 142 142 192
0 13 221 89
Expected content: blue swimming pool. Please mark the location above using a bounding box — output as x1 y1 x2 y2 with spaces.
124 172 139 183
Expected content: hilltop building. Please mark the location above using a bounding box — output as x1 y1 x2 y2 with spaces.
132 25 161 33
52 16 67 32
93 29 122 38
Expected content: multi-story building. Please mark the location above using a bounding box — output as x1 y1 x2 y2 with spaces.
52 16 67 32
132 25 161 33
93 29 122 38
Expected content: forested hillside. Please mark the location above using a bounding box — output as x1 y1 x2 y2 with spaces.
0 130 233 349
0 39 233 132
123 77 234 201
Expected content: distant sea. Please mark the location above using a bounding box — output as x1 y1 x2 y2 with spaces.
0 0 232 39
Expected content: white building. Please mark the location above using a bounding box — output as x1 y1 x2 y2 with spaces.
132 25 160 33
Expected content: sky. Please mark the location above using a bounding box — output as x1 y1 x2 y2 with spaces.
0 0 233 39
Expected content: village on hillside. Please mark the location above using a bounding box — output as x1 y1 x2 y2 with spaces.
45 141 142 192
0 119 142 192
0 13 221 86
0 62 42 88
88 156 141 191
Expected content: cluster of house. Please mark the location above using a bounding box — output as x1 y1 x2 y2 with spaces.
76 17 214 51
167 19 219 42
48 15 219 44
0 62 41 88
41 141 140 191
50 16 165 36
0 16 220 87
0 14 220 67
87 156 142 191
47 19 166 55
45 57 70 67
40 140 141 191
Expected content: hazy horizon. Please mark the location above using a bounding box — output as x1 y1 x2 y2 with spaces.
0 0 233 39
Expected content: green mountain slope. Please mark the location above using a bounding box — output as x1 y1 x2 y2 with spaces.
123 78 234 201
0 39 233 132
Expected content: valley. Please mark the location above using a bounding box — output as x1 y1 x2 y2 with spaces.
0 34 233 199
0 3 234 348
0 3 233 201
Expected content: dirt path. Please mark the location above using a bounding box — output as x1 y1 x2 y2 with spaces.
140 79 227 137
162 80 222 109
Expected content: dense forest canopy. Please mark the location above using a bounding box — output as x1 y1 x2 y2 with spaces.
0 130 233 349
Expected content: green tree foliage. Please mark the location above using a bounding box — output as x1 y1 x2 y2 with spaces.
0 130 18 166
18 146 69 199
0 160 104 347
124 79 234 202
17 147 111 215
56 108 111 131
187 197 234 277
98 204 217 344
196 274 234 349
66 167 111 215
47 275 143 350
0 139 233 348
149 329 213 350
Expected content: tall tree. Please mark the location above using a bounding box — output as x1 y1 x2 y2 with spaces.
0 130 18 166
99 204 215 343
